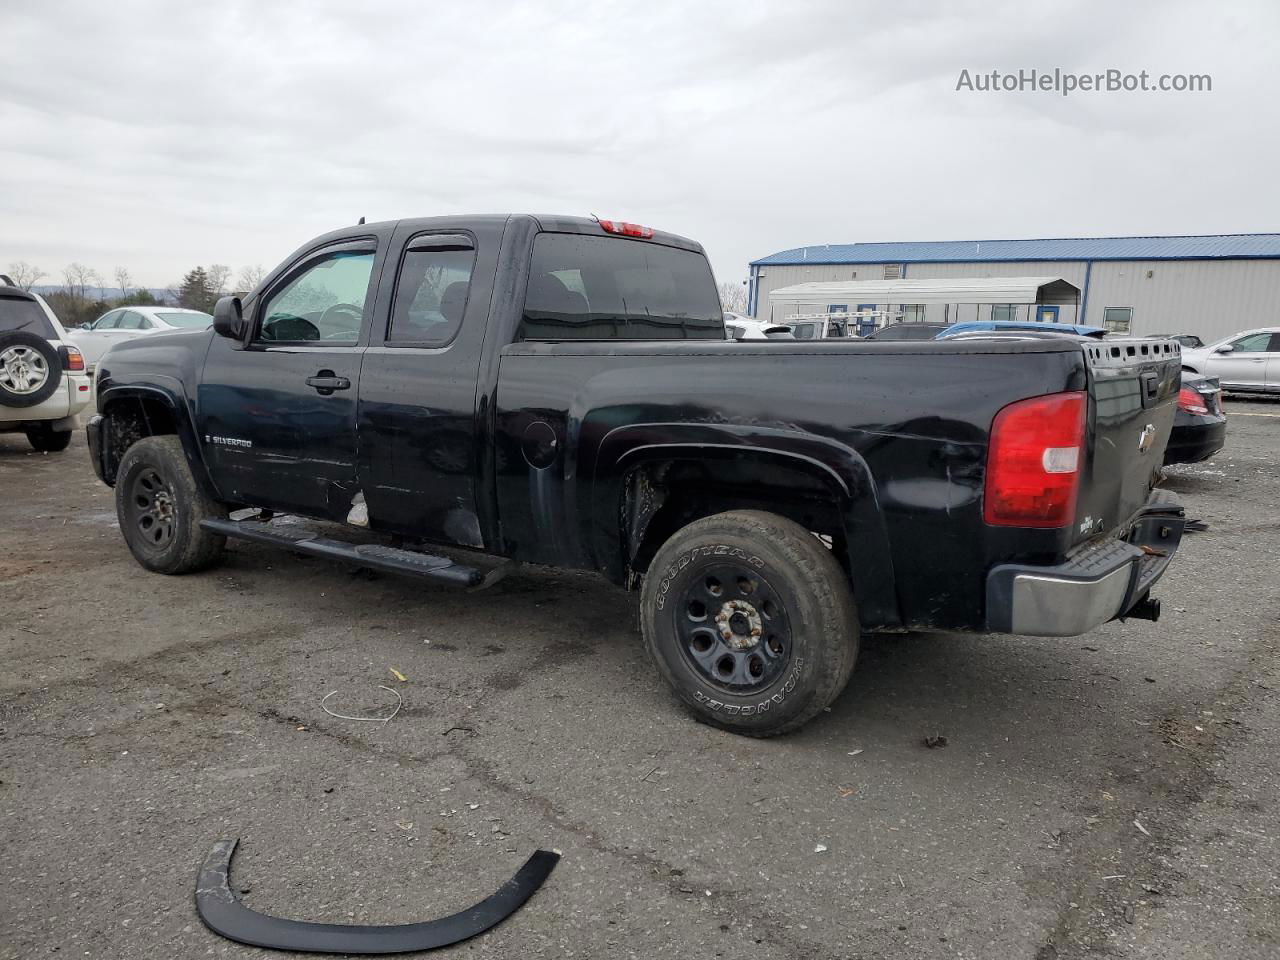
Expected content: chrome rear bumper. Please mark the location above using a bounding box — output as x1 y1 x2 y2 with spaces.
985 490 1185 637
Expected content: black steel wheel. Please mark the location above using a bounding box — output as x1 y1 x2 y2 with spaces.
126 466 178 551
640 510 859 737
675 562 793 694
115 435 227 574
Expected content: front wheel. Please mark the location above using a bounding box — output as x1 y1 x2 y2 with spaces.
640 510 859 737
115 435 227 574
24 423 73 452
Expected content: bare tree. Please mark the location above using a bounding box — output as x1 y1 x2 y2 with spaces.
718 280 748 314
235 264 266 293
114 266 132 297
7 261 45 291
63 263 100 302
206 264 232 299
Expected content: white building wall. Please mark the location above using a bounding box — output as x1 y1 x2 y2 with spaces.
752 257 1280 341
1084 259 1280 342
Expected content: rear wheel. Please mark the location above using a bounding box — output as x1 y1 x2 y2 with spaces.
24 422 73 452
115 435 227 574
640 510 859 737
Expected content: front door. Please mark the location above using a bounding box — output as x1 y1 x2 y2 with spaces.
1204 331 1277 388
197 239 384 519
75 309 129 369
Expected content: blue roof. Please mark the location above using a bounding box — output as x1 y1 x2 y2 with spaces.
750 233 1280 266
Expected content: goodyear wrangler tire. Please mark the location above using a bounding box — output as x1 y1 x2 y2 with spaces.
640 510 859 737
115 435 227 574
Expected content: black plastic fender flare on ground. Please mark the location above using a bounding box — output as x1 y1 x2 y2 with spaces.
195 838 560 955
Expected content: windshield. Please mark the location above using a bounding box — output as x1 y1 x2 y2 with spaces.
156 311 213 329
0 296 58 340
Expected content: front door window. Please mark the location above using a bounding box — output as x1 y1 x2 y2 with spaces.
258 251 375 344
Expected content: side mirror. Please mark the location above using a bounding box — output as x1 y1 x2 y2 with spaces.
212 296 245 340
80 322 93 330
1213 343 1235 355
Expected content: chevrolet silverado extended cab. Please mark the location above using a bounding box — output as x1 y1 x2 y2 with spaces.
87 215 1186 736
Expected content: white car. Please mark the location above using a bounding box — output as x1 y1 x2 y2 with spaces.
0 279 92 451
1181 327 1280 393
69 305 213 371
723 312 793 339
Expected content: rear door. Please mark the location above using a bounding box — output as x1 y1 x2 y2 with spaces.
1074 339 1182 542
356 222 499 548
197 236 386 519
1266 334 1280 388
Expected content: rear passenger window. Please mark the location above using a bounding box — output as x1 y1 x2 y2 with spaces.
520 233 723 341
388 239 475 344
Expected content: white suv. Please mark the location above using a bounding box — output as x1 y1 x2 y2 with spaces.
0 277 93 451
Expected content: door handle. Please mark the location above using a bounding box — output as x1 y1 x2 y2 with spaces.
305 371 351 395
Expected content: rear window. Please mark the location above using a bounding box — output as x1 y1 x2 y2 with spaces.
0 295 57 340
520 233 723 341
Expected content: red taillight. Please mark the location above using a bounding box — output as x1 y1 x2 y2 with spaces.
63 346 85 371
1177 386 1209 415
984 391 1086 528
599 219 654 239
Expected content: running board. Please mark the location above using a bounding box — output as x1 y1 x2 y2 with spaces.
200 519 501 589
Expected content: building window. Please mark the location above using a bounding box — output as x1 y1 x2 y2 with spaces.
991 304 1017 322
1103 307 1133 333
883 264 902 280
902 304 926 323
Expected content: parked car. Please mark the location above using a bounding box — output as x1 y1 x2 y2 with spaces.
864 322 949 341
938 320 1107 339
1152 333 1204 349
0 277 92 451
1180 327 1280 393
723 313 792 339
88 214 1186 737
1166 371 1227 465
68 306 213 372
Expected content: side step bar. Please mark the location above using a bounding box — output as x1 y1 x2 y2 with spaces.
200 519 502 589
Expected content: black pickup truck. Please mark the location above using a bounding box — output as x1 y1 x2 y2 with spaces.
88 214 1186 736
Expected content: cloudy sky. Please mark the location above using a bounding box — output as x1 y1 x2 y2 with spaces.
2 0 1277 290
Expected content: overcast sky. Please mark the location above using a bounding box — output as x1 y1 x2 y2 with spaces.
2 0 1278 290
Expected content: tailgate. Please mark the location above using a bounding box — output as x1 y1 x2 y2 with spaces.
1073 338 1181 545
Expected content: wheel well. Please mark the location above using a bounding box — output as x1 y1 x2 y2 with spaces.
101 395 179 483
622 457 849 581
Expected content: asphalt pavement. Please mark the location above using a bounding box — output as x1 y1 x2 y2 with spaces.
2 401 1278 959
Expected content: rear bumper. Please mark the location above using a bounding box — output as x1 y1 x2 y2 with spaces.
0 376 90 425
985 489 1185 637
1164 417 1226 465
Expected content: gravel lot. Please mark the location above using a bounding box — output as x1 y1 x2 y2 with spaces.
2 401 1278 960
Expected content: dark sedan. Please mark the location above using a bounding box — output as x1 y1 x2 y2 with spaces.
1166 371 1227 464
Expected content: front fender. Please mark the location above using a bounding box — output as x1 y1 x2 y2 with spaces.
97 381 220 501
592 423 902 629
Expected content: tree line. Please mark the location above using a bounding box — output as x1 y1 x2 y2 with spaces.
6 260 266 328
